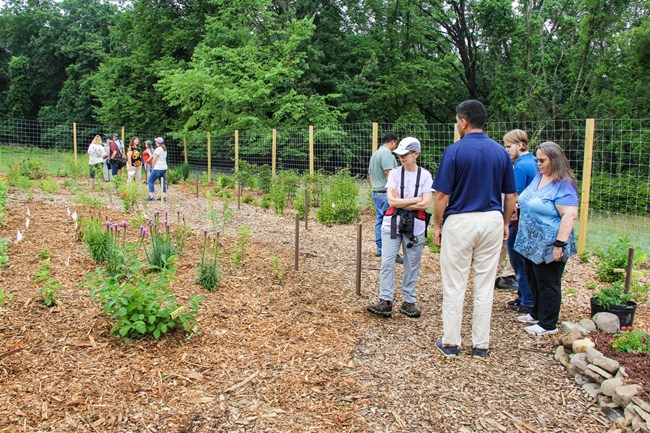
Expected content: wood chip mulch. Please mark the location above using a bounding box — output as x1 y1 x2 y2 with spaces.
0 179 648 432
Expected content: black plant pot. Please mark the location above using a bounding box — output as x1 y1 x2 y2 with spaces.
590 297 638 328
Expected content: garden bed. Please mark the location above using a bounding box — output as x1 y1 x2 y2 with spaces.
0 179 648 432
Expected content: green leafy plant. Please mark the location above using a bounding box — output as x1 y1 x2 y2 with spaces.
32 250 60 307
235 160 257 189
75 192 104 209
270 170 300 216
232 225 250 268
198 231 221 291
596 236 647 283
270 255 284 282
214 174 235 190
0 237 8 269
11 175 32 189
206 196 234 235
593 283 635 309
259 194 271 210
83 261 202 341
0 180 9 226
8 157 47 180
141 210 184 270
178 162 190 181
117 179 146 212
242 195 255 205
166 168 183 185
257 164 272 193
610 329 650 353
63 154 83 179
81 217 114 263
0 288 13 306
317 169 360 225
38 178 60 193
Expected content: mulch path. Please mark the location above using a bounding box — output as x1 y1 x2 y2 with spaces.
0 178 648 432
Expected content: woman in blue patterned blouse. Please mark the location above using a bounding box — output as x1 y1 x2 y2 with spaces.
514 142 579 336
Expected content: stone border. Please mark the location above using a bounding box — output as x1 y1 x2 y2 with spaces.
555 313 650 432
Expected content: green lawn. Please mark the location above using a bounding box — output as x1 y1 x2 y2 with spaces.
582 212 650 255
0 145 77 175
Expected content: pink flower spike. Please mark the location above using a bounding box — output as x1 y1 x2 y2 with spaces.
116 227 121 233
122 221 128 229
105 220 111 228
141 228 147 237
164 210 169 218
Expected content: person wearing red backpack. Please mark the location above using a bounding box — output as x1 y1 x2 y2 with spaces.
367 137 433 319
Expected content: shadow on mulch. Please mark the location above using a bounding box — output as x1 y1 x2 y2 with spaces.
591 331 650 400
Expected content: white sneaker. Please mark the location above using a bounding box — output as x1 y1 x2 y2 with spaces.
525 324 558 336
517 314 539 324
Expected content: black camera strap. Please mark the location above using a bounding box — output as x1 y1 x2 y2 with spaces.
391 166 422 239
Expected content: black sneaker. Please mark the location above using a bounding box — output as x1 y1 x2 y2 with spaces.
507 298 521 307
495 276 518 290
147 196 155 201
399 302 421 318
395 254 404 264
508 304 532 313
435 339 459 357
472 347 489 360
376 251 382 257
367 299 392 317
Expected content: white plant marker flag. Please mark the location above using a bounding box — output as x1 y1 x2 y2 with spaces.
25 217 30 229
16 230 23 243
27 208 31 217
67 207 71 216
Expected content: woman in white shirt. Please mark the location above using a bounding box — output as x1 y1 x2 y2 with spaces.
87 135 106 179
147 137 168 201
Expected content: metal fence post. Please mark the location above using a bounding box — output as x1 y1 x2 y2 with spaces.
578 119 595 254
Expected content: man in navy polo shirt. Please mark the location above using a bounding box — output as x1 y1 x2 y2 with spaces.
432 100 516 359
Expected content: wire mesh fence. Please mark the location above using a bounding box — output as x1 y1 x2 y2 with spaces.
1 117 648 253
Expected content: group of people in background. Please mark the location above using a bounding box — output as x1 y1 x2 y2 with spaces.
87 134 168 201
367 99 579 360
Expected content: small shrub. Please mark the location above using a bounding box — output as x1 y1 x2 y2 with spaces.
235 160 257 189
232 225 250 268
38 178 60 194
118 180 146 212
8 158 47 180
11 175 32 189
214 173 235 190
84 262 202 340
0 289 13 306
596 236 647 283
317 169 360 225
75 192 104 209
198 231 221 291
610 329 650 353
167 168 183 185
32 252 60 307
242 195 255 205
257 164 272 193
64 155 83 178
141 211 185 270
260 194 271 210
179 162 190 181
593 283 634 309
270 170 300 216
81 218 114 263
270 255 284 282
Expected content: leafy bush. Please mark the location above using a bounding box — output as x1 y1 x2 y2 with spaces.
590 174 650 216
8 158 47 180
235 160 257 189
178 162 190 180
117 179 146 212
11 175 32 189
270 170 300 216
214 173 235 190
198 232 221 291
84 261 202 340
593 283 635 309
75 192 104 209
64 154 83 178
596 236 647 283
259 194 271 210
38 178 60 194
610 329 650 353
141 211 187 270
317 169 360 225
257 164 272 193
81 218 114 263
166 168 183 185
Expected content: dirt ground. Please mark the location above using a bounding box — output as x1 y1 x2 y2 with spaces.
0 179 648 433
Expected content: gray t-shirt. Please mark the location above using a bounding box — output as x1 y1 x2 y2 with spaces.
368 145 397 191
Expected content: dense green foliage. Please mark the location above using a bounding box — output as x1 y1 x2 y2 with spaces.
596 236 647 283
2 0 649 130
611 329 650 354
316 169 360 225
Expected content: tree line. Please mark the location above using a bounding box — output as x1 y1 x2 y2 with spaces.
1 0 649 136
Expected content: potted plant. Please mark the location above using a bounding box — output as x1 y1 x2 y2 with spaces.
590 283 637 327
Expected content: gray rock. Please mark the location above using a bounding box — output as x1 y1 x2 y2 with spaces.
579 318 597 332
554 346 570 366
592 312 621 333
575 374 590 385
573 338 596 353
586 347 604 363
613 384 642 408
600 377 624 396
616 366 629 378
625 404 637 424
601 406 624 421
632 397 650 414
559 329 583 349
587 364 613 379
634 404 650 424
562 321 590 334
570 353 588 373
598 394 613 406
583 382 601 398
632 415 647 431
592 356 620 375
584 368 607 384
565 363 577 375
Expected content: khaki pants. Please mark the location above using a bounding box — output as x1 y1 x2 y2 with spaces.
440 211 503 349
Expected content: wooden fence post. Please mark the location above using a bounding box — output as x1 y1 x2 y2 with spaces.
183 136 188 164
72 122 78 168
577 119 595 254
207 132 212 183
272 128 277 177
309 126 314 175
372 122 378 153
454 123 460 142
121 127 125 145
235 130 239 174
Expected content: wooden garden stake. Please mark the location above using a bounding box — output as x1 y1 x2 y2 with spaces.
304 188 308 229
624 247 635 294
237 180 241 210
356 223 362 296
196 173 199 197
294 214 299 271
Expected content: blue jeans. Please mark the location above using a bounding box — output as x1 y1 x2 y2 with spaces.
506 223 533 307
372 192 389 254
110 161 119 176
148 169 167 194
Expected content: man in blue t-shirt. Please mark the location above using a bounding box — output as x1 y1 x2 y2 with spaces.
432 100 516 360
503 129 539 313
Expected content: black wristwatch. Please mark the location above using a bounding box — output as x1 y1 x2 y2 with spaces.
553 239 567 248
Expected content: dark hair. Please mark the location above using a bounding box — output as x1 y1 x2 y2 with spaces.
382 132 398 144
456 100 487 129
